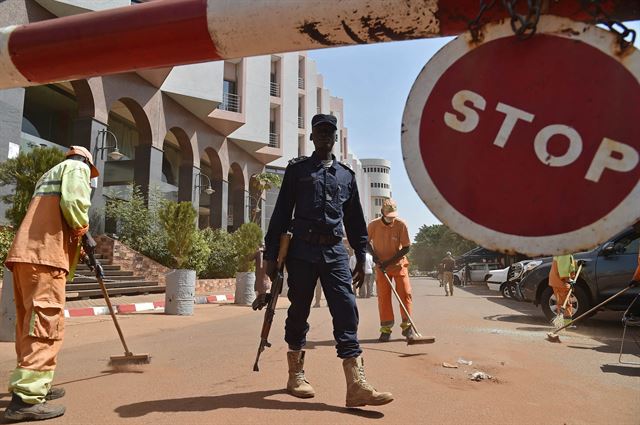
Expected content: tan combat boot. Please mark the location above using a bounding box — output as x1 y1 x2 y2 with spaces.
342 356 394 407
286 351 315 398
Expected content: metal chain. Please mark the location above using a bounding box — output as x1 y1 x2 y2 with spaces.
580 0 636 50
502 0 542 39
468 0 497 42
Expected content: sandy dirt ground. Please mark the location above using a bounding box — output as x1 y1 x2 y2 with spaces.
0 277 637 425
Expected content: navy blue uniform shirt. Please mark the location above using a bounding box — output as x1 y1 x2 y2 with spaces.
264 152 367 264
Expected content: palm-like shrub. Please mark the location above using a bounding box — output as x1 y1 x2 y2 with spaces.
158 201 198 269
233 222 263 273
0 147 66 227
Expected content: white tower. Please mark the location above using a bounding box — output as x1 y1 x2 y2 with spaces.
361 158 392 219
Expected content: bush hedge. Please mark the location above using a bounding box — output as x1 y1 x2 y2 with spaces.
105 185 259 279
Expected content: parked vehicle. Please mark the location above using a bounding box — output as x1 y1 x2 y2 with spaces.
486 267 509 293
504 260 542 300
520 226 640 321
468 262 503 282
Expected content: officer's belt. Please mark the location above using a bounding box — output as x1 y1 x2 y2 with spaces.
296 232 342 245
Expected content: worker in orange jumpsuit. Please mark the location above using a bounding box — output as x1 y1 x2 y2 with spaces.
548 254 577 326
3 146 98 422
367 199 414 342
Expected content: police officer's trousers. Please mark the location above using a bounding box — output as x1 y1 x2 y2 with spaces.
285 257 362 358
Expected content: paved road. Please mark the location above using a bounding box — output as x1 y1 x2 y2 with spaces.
0 278 637 424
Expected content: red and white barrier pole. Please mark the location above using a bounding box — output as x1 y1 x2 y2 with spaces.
0 0 637 89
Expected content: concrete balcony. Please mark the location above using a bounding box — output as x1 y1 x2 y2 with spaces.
207 92 245 136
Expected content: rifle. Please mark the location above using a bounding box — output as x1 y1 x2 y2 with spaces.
253 232 292 372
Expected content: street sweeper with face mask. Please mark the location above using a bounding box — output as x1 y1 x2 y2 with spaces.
3 145 97 422
367 199 415 342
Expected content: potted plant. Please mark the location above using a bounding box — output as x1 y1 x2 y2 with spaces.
232 222 263 305
159 201 198 315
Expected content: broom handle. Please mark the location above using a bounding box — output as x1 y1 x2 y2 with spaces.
97 274 133 356
552 285 634 334
381 270 421 335
560 264 583 311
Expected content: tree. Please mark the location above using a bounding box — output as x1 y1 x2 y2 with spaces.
0 147 66 228
250 172 282 222
409 224 476 272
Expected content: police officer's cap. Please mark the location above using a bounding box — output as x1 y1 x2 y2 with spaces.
311 114 337 129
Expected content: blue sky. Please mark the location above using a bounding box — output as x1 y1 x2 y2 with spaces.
310 21 640 240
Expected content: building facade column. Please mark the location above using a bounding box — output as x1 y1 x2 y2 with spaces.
72 117 108 233
0 88 25 226
134 144 164 205
211 179 228 230
179 163 200 212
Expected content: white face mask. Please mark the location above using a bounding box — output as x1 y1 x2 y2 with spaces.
90 177 98 189
382 216 394 224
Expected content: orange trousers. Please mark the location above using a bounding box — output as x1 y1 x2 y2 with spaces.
10 263 66 401
375 267 412 331
552 285 573 318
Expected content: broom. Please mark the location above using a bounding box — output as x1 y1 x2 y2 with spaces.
551 263 583 329
85 253 151 366
379 270 436 345
547 282 637 343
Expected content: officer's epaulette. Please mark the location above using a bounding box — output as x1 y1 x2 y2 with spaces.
337 161 355 174
288 156 309 165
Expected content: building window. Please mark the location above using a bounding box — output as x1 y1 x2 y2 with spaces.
220 61 241 112
269 107 280 148
270 57 281 97
298 56 305 90
298 96 305 129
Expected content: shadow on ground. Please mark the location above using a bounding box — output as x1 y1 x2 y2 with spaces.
114 389 384 419
304 339 429 358
600 364 640 377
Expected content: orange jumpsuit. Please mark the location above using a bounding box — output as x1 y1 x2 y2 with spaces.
548 255 576 318
5 158 91 404
368 217 412 334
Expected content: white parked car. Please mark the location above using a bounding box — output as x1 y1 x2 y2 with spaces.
486 267 510 292
487 260 543 298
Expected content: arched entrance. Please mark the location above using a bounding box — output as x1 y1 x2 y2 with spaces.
161 127 194 203
20 82 89 153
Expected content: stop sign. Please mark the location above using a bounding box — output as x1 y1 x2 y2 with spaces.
402 16 640 256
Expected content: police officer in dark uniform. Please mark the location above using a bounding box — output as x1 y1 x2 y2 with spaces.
254 114 393 408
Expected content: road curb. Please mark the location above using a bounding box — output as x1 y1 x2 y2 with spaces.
64 293 235 317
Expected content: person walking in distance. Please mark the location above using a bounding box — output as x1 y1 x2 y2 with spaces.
350 250 374 298
254 114 393 408
368 199 415 342
463 263 471 287
548 254 577 326
3 146 98 422
313 279 323 307
441 252 456 296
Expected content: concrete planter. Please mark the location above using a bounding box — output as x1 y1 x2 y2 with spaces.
234 272 256 305
165 269 196 315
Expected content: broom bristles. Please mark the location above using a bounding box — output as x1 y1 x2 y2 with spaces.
406 335 436 345
552 313 565 330
109 353 151 366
